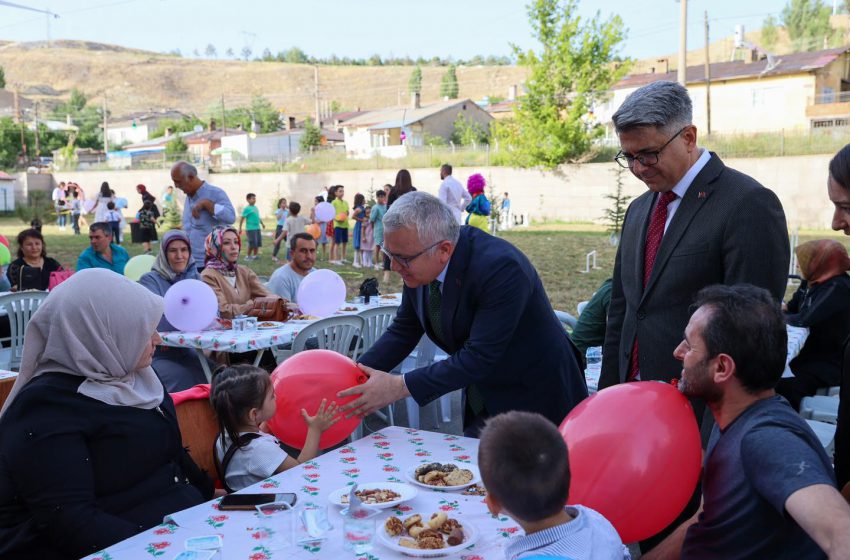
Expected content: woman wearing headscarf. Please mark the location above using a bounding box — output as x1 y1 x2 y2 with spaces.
776 239 850 410
200 225 277 319
0 269 212 559
139 230 209 391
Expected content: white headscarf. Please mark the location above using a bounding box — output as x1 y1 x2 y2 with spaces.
0 268 165 417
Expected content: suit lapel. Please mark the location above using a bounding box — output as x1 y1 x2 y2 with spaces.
641 153 724 301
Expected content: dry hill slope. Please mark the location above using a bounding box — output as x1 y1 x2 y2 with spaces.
0 41 528 117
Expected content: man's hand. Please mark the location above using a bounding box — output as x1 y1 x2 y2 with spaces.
191 199 214 219
337 364 410 418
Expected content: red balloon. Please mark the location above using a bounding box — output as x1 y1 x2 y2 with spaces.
268 350 366 449
0 235 9 249
559 382 702 544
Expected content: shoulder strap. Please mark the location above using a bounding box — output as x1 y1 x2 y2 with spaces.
213 432 262 494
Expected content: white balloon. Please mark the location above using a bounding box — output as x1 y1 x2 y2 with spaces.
315 201 336 223
296 269 347 317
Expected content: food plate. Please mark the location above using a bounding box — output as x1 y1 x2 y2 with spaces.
256 321 286 330
405 462 481 491
327 482 417 509
376 517 479 558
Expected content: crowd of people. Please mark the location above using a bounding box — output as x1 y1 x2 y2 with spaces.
2 80 850 559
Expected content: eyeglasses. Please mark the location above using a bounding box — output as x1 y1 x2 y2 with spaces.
614 126 688 169
380 240 444 269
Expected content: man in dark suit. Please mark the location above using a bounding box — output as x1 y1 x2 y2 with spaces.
338 192 587 437
600 81 789 392
599 80 789 553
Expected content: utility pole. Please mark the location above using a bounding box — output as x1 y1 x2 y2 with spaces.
13 87 26 162
704 10 711 136
102 94 109 154
34 101 40 157
313 65 321 126
220 94 226 136
678 0 688 86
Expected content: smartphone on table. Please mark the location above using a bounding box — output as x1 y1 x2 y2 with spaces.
219 493 297 511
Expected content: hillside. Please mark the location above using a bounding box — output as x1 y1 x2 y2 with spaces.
0 40 528 118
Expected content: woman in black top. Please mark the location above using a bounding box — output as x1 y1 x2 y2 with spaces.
0 269 212 559
381 169 417 278
777 238 850 410
6 228 63 291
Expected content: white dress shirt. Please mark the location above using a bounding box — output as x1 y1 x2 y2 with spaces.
438 175 471 224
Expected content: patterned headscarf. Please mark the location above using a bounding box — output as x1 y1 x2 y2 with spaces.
204 226 241 276
152 229 199 283
795 239 850 286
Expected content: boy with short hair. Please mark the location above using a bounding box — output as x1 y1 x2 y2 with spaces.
70 190 82 235
239 193 265 261
273 201 311 260
330 185 349 265
370 189 387 271
105 201 123 245
478 411 628 560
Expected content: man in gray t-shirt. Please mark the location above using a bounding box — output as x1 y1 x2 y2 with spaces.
646 284 850 559
267 233 315 302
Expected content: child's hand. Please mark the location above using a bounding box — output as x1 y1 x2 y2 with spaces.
301 399 341 432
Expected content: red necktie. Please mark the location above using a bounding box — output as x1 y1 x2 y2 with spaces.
628 191 677 381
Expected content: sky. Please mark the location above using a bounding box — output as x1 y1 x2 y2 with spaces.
0 0 791 62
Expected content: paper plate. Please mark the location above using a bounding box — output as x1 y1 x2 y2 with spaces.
376 519 479 557
257 321 286 330
405 462 481 491
327 482 417 509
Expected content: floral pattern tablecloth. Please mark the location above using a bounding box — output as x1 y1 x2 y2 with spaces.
83 426 521 560
158 295 402 354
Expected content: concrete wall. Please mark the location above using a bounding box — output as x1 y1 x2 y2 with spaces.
33 153 837 229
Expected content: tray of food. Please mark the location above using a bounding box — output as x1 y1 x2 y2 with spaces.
257 321 286 329
377 512 477 557
327 482 417 509
405 462 480 491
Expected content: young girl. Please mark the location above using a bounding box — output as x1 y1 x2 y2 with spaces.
360 206 375 268
210 365 340 492
465 173 491 233
272 198 288 263
310 195 329 261
351 193 366 268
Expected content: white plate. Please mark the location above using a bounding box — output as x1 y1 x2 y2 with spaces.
256 321 286 330
327 482 417 509
405 462 481 491
376 519 479 557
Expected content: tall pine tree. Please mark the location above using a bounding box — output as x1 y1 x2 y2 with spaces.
439 65 459 99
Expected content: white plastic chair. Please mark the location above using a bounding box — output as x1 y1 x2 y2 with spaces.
355 306 398 361
577 301 589 316
403 336 455 429
800 395 839 424
554 310 578 332
0 291 48 371
272 315 364 364
806 419 837 455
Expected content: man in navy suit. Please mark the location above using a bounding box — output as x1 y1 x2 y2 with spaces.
338 192 587 437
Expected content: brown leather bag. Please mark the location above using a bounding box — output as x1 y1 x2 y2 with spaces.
247 296 290 322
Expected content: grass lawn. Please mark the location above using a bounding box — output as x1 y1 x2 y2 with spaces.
2 217 842 314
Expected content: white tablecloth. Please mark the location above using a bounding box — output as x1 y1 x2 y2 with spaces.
82 427 522 560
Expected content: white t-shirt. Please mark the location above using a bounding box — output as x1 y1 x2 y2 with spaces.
214 431 288 492
438 175 470 225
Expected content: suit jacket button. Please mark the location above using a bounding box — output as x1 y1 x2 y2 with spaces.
637 311 646 320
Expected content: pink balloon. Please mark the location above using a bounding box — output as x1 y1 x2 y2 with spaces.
297 269 347 317
0 235 8 249
315 201 336 223
163 279 218 332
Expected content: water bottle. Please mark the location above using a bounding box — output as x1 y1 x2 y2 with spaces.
585 347 602 378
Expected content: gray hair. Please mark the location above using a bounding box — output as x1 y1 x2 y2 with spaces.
383 191 460 246
612 81 692 134
89 222 112 237
172 161 198 179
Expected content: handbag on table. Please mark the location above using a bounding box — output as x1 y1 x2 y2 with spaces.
247 296 290 322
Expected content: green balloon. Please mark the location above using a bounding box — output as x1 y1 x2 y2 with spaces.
0 244 11 266
124 254 156 282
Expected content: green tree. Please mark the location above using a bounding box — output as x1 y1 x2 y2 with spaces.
761 14 779 49
781 0 835 51
241 46 253 60
150 115 205 138
299 117 322 150
249 95 280 132
409 65 422 94
205 44 217 58
602 167 631 241
450 114 490 145
0 66 5 89
165 136 188 156
283 47 309 64
439 64 459 99
48 89 104 151
0 117 21 169
497 0 628 169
